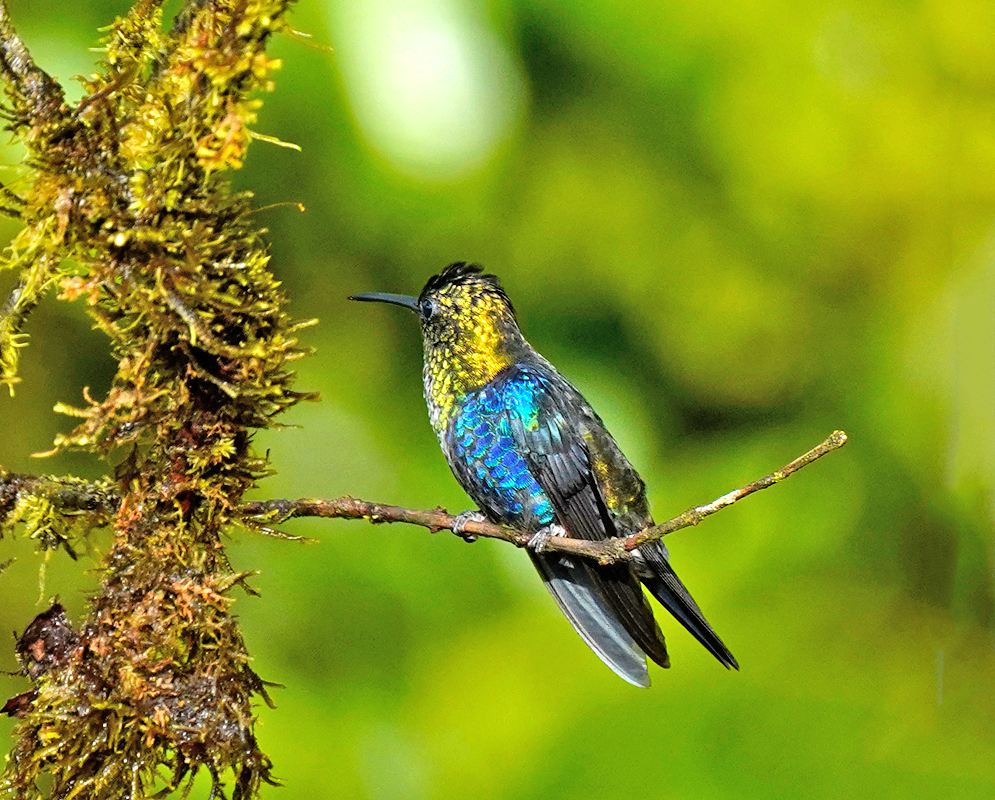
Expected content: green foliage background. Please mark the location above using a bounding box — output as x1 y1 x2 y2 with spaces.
1 0 993 797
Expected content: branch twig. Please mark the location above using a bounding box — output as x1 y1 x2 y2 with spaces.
240 430 848 564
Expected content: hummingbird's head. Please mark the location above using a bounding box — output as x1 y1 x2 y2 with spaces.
351 263 525 402
415 262 517 346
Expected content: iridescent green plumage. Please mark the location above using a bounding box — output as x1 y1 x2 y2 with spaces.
352 263 737 685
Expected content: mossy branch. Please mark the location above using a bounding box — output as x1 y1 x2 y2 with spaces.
0 468 117 556
0 1 306 798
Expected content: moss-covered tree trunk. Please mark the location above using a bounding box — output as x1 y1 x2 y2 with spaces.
0 1 310 796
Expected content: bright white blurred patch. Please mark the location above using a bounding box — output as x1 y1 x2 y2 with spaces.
327 0 526 180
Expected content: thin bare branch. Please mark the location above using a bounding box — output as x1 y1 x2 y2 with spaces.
240 431 849 564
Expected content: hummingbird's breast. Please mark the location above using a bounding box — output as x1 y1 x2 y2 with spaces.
440 371 555 528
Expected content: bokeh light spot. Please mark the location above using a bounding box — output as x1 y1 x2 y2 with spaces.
327 0 527 180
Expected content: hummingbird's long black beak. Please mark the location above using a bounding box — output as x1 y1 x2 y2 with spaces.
349 292 420 312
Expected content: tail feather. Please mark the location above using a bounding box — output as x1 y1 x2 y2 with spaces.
638 544 739 670
530 550 659 687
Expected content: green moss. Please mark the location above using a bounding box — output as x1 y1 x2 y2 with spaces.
0 1 310 796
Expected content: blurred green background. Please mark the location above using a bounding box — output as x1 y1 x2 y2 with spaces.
2 0 995 797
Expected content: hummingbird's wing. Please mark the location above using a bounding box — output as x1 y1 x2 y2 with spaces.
502 368 671 684
577 403 739 669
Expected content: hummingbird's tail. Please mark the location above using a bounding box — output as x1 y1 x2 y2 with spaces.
529 550 671 688
637 544 739 670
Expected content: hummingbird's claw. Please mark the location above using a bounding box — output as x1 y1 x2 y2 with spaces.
451 510 486 542
528 523 566 553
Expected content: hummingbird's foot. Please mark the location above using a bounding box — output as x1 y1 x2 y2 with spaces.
451 510 487 542
527 523 566 553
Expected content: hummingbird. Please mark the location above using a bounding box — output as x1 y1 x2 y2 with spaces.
351 263 737 686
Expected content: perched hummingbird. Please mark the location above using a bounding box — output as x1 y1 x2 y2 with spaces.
351 263 737 686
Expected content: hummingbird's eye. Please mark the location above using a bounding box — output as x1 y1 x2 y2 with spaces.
419 298 435 319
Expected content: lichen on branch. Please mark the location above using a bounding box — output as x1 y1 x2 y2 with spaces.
0 1 311 798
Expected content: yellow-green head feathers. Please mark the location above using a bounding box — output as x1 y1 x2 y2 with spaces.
416 263 524 428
